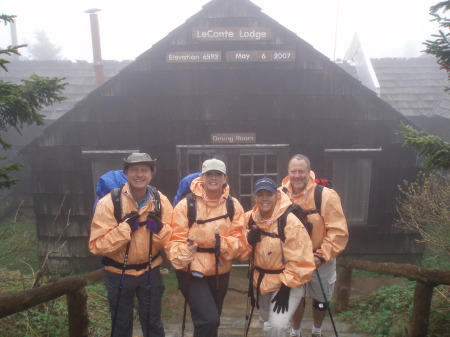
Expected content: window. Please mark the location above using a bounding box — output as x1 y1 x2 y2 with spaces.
325 148 381 225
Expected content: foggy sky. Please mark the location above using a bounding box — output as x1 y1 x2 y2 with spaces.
0 0 440 62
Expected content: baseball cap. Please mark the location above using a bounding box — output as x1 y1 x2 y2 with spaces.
253 177 277 194
123 153 156 170
201 158 226 174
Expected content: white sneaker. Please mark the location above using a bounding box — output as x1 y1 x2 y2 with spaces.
290 331 303 337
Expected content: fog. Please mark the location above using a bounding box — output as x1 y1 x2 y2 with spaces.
0 0 440 61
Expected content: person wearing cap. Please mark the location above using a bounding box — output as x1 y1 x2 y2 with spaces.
165 158 246 337
282 154 348 337
242 177 315 337
89 153 173 337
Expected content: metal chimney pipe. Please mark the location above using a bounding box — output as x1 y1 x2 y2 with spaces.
10 19 19 61
85 9 105 86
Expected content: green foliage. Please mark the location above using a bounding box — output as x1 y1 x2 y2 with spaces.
397 122 450 172
395 172 450 256
0 214 39 274
0 14 67 189
423 1 450 90
339 282 450 337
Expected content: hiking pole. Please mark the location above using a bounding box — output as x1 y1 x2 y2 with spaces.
182 235 195 337
244 226 257 337
111 243 130 337
146 231 153 337
316 269 339 337
214 228 220 307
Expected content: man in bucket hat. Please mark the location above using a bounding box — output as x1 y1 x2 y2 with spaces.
90 152 173 337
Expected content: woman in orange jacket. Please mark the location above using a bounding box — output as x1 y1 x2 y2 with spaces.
165 158 246 337
243 177 315 337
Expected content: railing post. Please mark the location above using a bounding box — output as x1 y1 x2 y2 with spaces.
409 281 434 337
67 287 89 337
335 266 352 313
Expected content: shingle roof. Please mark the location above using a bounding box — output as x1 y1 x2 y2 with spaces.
338 56 449 118
1 59 130 120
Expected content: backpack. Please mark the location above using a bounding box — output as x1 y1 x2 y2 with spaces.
94 169 161 223
173 172 202 207
186 192 235 228
247 203 311 242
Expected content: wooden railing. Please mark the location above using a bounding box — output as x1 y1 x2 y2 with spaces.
1 261 449 337
0 269 102 337
335 259 450 337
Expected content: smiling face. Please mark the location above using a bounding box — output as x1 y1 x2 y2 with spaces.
288 158 310 194
254 189 277 219
125 163 153 195
202 170 227 199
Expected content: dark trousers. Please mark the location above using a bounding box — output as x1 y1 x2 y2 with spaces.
103 266 165 337
176 270 230 337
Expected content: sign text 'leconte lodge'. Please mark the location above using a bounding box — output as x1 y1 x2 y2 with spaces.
193 27 271 41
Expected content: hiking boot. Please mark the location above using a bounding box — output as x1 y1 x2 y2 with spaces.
311 332 323 337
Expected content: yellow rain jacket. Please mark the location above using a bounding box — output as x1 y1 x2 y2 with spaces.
242 191 315 295
281 171 348 262
89 182 173 276
165 177 245 276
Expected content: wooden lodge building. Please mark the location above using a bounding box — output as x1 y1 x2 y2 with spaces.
23 0 423 274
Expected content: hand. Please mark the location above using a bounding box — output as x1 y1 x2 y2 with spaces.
271 284 290 314
123 211 140 232
314 254 325 268
145 212 163 233
247 229 261 247
187 235 197 253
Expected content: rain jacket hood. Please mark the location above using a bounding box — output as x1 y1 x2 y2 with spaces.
281 170 348 261
243 191 315 295
165 177 245 276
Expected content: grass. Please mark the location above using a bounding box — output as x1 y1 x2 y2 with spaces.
0 210 181 336
337 255 450 337
1 209 448 336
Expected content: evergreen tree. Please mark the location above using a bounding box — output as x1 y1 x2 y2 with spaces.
0 15 66 189
28 30 63 60
397 122 450 172
423 1 450 90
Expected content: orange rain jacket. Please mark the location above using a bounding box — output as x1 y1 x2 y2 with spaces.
165 177 245 276
89 182 173 277
242 191 315 295
281 171 349 262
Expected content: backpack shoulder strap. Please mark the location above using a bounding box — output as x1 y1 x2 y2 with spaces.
247 214 256 229
277 203 300 243
226 195 235 222
149 185 162 218
110 186 123 223
186 192 196 228
314 184 324 216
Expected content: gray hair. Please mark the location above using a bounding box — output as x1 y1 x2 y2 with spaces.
288 154 311 171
